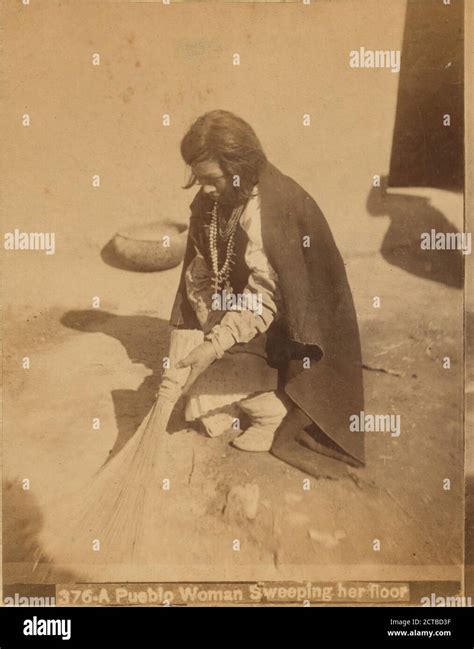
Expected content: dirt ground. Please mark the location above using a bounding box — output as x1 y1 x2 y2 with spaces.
2 195 464 590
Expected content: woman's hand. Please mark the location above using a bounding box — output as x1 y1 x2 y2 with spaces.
176 341 217 394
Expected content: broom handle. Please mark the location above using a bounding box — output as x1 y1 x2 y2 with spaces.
156 328 205 408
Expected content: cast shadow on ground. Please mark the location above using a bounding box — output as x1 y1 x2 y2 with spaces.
2 479 80 584
367 177 463 288
60 310 188 463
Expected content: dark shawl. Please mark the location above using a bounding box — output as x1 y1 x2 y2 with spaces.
170 161 365 471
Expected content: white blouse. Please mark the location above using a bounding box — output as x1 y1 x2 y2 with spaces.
185 187 281 358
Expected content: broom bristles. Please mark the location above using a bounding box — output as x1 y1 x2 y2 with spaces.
40 329 204 568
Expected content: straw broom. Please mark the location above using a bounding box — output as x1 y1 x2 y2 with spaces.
40 329 204 568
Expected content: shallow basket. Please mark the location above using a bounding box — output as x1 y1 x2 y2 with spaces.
111 221 188 271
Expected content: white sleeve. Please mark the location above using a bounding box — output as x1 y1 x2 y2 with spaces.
205 265 279 358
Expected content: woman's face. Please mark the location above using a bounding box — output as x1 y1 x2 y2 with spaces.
192 160 235 205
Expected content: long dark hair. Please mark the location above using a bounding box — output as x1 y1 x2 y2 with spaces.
180 110 267 203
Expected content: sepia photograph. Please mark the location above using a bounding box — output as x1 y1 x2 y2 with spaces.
1 0 472 638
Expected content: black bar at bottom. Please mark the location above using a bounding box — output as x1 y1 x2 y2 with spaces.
0 606 473 649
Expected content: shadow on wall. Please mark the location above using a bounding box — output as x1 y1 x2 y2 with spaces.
367 177 463 288
60 310 186 462
389 0 464 191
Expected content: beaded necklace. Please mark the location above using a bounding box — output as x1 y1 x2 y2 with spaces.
208 201 245 293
